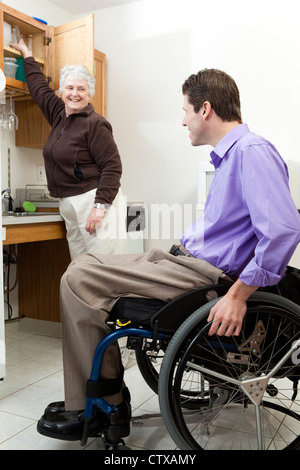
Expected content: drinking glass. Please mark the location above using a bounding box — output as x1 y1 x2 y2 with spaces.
6 93 18 131
12 26 20 44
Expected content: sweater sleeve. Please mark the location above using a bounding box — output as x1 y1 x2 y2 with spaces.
88 117 122 205
24 57 65 126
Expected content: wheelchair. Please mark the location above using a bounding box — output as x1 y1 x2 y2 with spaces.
80 268 300 451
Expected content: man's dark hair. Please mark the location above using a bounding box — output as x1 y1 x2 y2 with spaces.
182 68 242 123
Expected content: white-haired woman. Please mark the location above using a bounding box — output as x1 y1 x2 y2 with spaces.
11 39 127 260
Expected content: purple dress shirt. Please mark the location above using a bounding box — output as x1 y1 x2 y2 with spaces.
181 124 300 286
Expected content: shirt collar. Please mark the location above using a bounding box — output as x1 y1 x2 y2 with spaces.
210 123 250 169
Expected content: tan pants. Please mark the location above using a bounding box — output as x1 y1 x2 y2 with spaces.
59 188 127 260
60 248 229 410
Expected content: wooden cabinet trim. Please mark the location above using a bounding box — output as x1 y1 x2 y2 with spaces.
2 221 67 245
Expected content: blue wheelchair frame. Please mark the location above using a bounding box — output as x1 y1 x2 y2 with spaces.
81 327 166 447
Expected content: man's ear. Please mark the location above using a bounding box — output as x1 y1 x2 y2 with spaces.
201 101 212 120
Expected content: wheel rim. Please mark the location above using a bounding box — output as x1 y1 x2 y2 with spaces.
161 301 300 450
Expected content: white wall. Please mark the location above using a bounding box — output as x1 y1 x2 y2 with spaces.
89 0 300 257
1 0 300 264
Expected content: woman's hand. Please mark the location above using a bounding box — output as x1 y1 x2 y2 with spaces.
85 207 106 235
10 38 32 58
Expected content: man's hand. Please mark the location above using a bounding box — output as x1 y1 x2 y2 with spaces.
207 279 259 336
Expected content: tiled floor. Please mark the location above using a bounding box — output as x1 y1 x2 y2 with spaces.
0 322 176 451
1 322 299 451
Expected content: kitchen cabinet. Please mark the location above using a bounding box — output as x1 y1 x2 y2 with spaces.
17 236 71 323
0 2 107 149
3 218 65 244
0 3 50 98
3 219 71 323
53 17 106 117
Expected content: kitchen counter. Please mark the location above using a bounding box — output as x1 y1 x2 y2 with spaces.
2 212 70 323
2 213 65 245
2 213 63 226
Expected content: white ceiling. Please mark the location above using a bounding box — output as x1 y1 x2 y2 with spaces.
48 0 143 15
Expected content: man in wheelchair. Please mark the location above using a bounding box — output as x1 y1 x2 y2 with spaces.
37 69 300 443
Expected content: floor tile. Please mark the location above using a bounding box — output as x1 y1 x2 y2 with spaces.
0 383 62 420
0 421 94 450
0 410 34 444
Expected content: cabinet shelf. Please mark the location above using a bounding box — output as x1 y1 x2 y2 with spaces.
3 45 44 100
4 76 29 100
4 46 44 65
1 2 48 100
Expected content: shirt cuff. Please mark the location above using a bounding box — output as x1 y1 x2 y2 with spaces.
239 259 283 287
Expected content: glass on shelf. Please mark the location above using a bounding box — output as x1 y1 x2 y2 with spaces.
0 94 19 131
11 25 20 44
6 94 18 130
27 35 33 54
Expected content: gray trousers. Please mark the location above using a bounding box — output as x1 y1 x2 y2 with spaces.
60 247 229 410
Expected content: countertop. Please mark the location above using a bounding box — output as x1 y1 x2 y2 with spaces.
2 213 63 226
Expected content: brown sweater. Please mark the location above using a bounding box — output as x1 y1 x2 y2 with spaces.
24 57 122 204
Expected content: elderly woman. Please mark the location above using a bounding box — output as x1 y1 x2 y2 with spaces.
11 39 127 260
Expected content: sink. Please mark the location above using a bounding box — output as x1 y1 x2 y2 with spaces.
2 212 59 217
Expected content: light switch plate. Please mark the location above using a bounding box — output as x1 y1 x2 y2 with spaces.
37 165 46 181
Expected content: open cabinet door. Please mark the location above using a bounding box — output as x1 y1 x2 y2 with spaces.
91 49 107 117
53 15 94 91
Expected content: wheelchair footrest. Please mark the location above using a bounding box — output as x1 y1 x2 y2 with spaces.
80 408 129 450
80 394 131 448
102 411 124 450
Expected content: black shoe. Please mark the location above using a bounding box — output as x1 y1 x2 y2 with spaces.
44 401 65 414
44 388 131 415
37 390 131 441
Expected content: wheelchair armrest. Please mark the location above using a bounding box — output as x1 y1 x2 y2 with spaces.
151 284 232 332
110 284 231 333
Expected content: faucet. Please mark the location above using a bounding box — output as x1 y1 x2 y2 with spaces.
1 188 14 213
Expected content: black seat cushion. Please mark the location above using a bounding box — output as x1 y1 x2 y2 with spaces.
110 297 167 327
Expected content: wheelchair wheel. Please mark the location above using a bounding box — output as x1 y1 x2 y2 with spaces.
135 349 163 394
158 292 300 450
136 345 210 406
